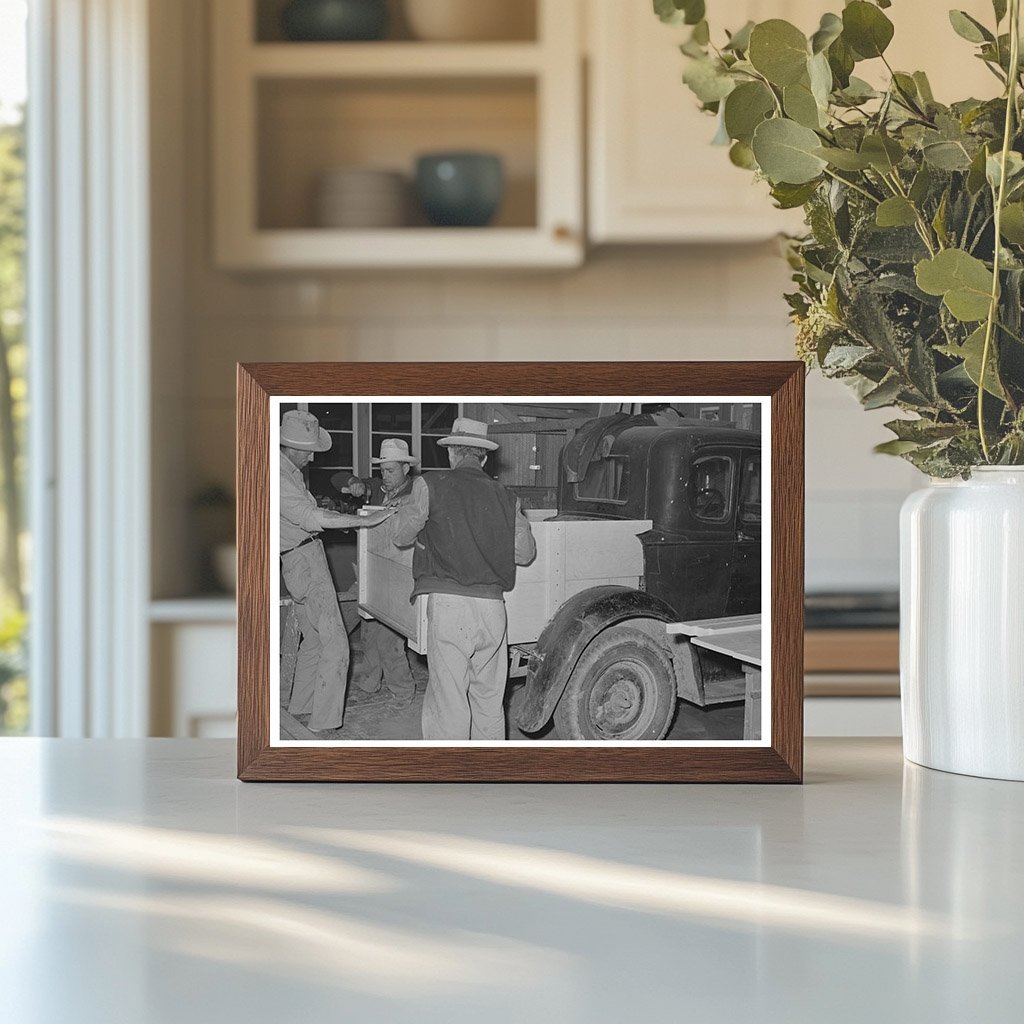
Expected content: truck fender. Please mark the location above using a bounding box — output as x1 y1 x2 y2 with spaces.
514 585 678 733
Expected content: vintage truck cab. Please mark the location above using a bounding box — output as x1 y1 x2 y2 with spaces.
554 421 761 620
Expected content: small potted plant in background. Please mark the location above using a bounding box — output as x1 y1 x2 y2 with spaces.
657 0 1024 779
192 484 236 595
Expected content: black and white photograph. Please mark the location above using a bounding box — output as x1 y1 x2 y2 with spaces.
271 397 768 746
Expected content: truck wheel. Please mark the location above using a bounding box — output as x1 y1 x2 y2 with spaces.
553 623 676 740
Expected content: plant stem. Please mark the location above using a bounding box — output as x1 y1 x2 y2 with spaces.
884 171 938 255
822 167 880 205
979 0 1021 462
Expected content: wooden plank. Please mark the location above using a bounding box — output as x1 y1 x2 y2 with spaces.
692 627 762 667
804 629 899 673
667 614 762 636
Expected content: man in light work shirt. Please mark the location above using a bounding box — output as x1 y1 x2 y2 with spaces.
393 418 536 740
280 410 393 732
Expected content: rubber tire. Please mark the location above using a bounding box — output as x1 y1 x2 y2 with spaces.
553 623 677 740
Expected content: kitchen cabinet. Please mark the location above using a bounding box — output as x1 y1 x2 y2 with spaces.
211 0 583 268
587 0 810 243
586 0 999 244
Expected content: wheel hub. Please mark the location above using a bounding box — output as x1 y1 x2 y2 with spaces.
593 669 645 732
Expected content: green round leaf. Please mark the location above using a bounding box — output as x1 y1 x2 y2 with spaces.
923 141 973 172
860 133 904 173
915 249 993 322
999 203 1024 245
842 1 894 59
654 0 705 26
875 196 918 228
807 52 833 109
783 81 823 129
748 20 809 86
752 118 828 184
813 145 872 171
810 13 843 55
682 57 736 104
724 20 755 53
724 81 775 144
948 10 994 44
729 140 758 170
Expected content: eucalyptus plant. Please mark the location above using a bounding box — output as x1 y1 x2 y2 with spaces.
657 0 1024 475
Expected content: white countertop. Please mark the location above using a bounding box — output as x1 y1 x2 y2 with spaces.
1 738 1020 1023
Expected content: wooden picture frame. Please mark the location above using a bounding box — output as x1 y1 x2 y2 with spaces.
238 362 804 782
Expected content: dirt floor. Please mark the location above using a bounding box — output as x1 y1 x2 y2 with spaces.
283 625 746 741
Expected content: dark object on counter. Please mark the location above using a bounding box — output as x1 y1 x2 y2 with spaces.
805 591 900 629
280 0 388 41
415 152 504 227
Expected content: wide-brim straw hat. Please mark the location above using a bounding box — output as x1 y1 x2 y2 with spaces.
437 416 499 451
280 410 331 452
371 437 419 464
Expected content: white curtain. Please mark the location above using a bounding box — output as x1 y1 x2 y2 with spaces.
28 0 150 736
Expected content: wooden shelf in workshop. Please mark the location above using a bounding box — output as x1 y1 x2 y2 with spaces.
219 227 581 270
249 42 544 79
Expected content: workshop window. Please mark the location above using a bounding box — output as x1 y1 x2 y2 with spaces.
370 403 413 467
419 403 459 470
688 456 734 522
304 402 355 501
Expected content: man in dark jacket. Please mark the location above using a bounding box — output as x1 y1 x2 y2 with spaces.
393 418 536 740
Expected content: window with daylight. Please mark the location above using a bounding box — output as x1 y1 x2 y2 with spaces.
0 0 27 735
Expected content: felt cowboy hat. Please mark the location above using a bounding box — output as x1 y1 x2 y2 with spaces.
280 410 331 452
371 437 419 464
437 417 499 451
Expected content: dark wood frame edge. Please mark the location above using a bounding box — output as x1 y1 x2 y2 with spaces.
237 361 804 783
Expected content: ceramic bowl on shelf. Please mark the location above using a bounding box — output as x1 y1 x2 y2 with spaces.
414 152 504 227
403 0 534 41
315 167 408 228
280 0 388 42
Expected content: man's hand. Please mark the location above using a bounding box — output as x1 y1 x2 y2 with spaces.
344 479 367 498
360 507 397 528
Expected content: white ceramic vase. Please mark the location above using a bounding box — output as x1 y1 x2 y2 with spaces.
900 467 1024 780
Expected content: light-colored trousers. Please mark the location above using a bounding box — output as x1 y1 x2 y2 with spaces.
281 539 349 732
423 593 509 741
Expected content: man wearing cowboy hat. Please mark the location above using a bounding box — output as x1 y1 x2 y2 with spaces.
279 409 394 733
329 437 418 511
393 418 536 740
333 438 420 706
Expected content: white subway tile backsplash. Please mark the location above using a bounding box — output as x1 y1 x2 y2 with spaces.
441 272 562 321
557 251 726 320
352 323 496 362
326 275 445 320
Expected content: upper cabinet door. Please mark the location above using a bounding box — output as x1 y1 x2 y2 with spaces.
587 0 809 244
588 0 825 244
587 0 1001 245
